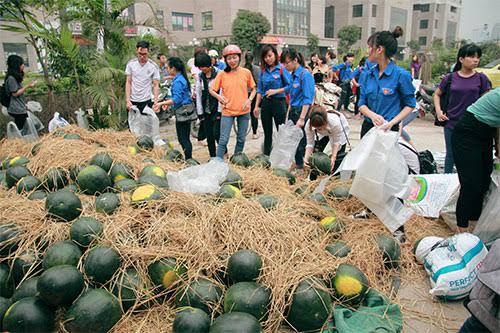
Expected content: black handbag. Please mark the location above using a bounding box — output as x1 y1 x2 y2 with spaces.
175 103 197 122
434 73 452 127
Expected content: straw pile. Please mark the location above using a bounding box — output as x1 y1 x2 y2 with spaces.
0 126 456 332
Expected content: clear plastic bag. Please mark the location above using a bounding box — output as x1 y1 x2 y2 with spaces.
269 120 304 170
26 101 42 113
128 106 165 146
167 160 229 194
48 112 70 132
27 111 44 132
6 116 39 142
6 121 22 140
75 109 89 129
474 161 500 246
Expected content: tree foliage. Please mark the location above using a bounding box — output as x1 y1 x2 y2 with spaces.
231 10 271 52
407 40 420 52
337 25 361 54
306 33 319 54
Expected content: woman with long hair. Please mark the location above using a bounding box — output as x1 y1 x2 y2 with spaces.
253 44 291 156
410 54 421 80
434 44 491 173
156 57 195 159
243 52 261 139
209 45 257 160
312 55 330 83
4 55 36 130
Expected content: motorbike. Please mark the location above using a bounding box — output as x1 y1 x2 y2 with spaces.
416 84 437 118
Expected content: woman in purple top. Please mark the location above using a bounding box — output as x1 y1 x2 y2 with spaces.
410 55 421 79
434 44 491 173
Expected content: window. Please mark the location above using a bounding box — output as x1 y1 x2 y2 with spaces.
372 4 377 17
274 0 310 36
421 4 430 12
446 21 457 47
156 10 164 27
436 4 440 12
371 27 376 34
3 43 29 67
201 11 213 30
450 6 457 13
353 4 363 17
172 12 194 32
435 20 438 29
324 6 335 38
420 20 428 29
418 36 427 45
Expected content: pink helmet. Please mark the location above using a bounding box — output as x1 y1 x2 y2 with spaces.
222 44 242 57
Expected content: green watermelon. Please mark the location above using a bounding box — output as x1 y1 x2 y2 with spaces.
130 184 163 205
173 307 210 333
28 190 47 200
138 175 169 188
327 186 351 199
139 165 166 179
0 296 11 331
272 169 296 185
256 194 279 211
11 277 39 303
375 234 401 269
0 264 14 298
148 257 187 291
89 152 113 172
5 165 31 188
44 167 69 191
210 312 261 333
331 263 369 305
84 246 121 284
217 184 242 199
95 192 120 215
64 289 122 333
31 142 42 156
16 175 42 194
112 268 144 312
77 165 112 195
165 149 183 162
128 145 139 155
6 156 30 168
326 241 351 258
227 250 262 283
230 152 251 167
252 154 270 169
46 189 82 222
38 265 84 307
174 278 223 314
2 297 55 333
63 133 82 140
109 163 134 183
224 282 271 321
0 224 19 256
286 278 332 332
70 216 103 247
319 216 345 233
114 178 137 192
222 170 243 189
309 192 327 203
42 240 82 270
12 249 41 284
310 152 331 174
137 135 154 151
69 165 85 182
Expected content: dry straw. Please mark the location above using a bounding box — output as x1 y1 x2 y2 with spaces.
0 128 455 332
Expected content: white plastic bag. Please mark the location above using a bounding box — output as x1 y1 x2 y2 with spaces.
474 161 500 246
6 121 22 140
338 128 416 232
48 112 70 132
423 233 488 300
167 160 229 194
128 106 165 146
27 111 44 132
75 109 89 129
6 117 39 142
270 120 304 170
26 101 42 113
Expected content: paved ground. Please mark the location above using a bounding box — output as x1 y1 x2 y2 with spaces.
160 114 469 332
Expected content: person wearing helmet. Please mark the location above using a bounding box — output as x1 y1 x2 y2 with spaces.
209 49 226 71
209 44 257 160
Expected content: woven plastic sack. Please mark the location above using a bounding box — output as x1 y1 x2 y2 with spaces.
270 120 304 170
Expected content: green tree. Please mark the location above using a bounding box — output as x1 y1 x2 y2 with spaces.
338 25 361 54
306 33 319 54
407 40 420 53
231 10 271 52
479 41 500 65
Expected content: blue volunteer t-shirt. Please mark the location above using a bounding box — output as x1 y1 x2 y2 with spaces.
257 63 291 98
287 65 315 107
171 73 192 108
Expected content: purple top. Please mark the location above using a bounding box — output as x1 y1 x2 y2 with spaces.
438 72 491 129
410 62 421 78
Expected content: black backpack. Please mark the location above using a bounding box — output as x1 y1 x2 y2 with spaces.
0 77 11 108
418 150 437 174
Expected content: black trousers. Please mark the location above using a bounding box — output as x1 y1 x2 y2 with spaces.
175 121 193 160
249 93 258 135
360 120 400 138
452 112 495 228
131 99 153 113
354 87 361 115
202 112 221 158
337 81 352 111
8 112 28 130
261 97 287 155
458 315 490 333
309 137 347 180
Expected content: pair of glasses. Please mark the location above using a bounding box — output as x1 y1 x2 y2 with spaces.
138 52 148 56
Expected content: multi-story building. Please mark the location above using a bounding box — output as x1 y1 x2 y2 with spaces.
411 0 462 48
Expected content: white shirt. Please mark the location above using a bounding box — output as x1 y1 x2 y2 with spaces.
305 112 349 149
398 138 420 174
125 58 160 102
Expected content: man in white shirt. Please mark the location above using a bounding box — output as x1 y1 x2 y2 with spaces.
125 40 160 113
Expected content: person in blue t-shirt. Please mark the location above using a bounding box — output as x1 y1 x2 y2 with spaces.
280 48 315 173
350 57 367 118
156 57 194 159
254 44 291 156
358 26 416 138
333 53 355 112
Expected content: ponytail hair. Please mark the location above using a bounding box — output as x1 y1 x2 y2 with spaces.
280 48 306 67
309 105 328 130
367 26 403 58
453 43 482 72
167 57 190 91
244 52 254 71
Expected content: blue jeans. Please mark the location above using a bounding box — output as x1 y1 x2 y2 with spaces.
288 106 307 169
216 113 250 158
401 111 419 142
444 127 455 173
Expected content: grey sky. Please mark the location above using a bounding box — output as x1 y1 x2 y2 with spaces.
459 0 500 41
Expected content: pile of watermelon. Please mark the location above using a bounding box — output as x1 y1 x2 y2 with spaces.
0 127 448 333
